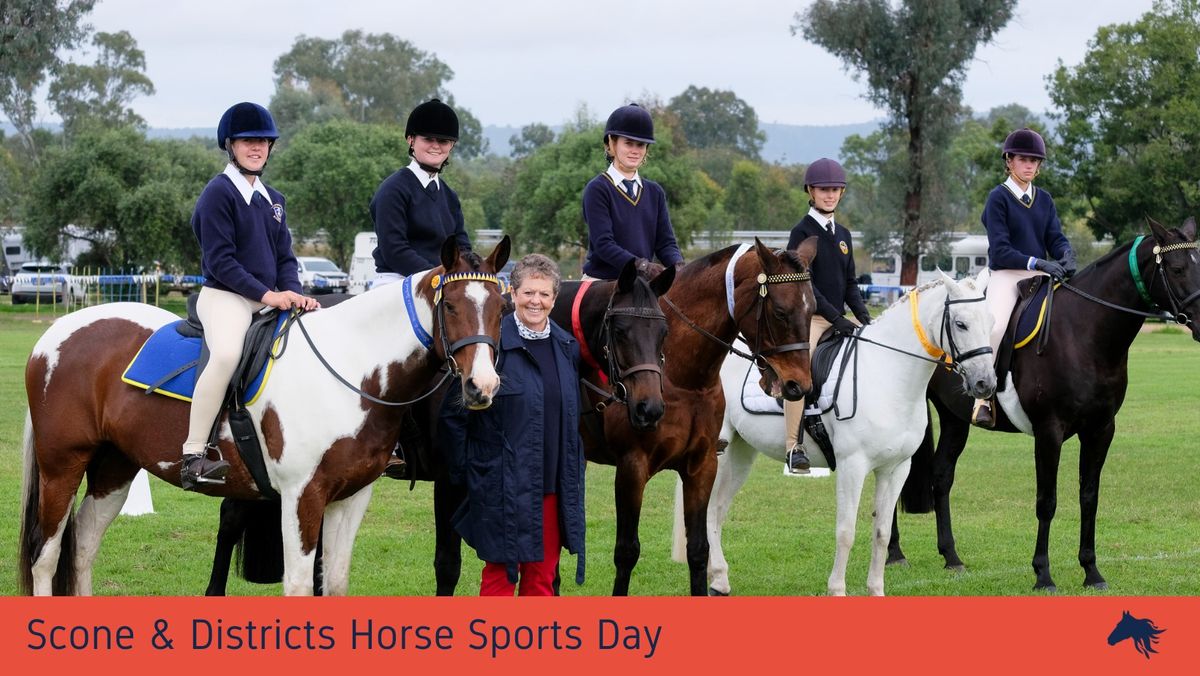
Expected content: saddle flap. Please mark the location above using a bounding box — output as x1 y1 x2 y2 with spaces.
810 332 849 397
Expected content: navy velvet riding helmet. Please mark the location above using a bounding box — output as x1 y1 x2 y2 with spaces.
406 99 459 140
804 158 847 189
216 102 279 150
1002 128 1046 159
604 103 655 144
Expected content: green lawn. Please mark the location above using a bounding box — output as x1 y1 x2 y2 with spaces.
1 310 1197 596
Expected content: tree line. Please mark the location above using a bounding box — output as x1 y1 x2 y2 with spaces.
3 0 1198 282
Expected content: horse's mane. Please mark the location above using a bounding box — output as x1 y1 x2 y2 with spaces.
1127 616 1166 658
461 251 485 271
874 277 948 321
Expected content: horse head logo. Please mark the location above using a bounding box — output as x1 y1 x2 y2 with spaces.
1107 611 1166 659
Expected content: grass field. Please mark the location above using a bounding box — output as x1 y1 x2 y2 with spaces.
1 306 1197 596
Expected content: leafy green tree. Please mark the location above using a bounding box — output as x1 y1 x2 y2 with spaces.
23 126 220 268
794 0 1016 284
667 85 766 158
48 31 154 138
270 30 486 157
0 136 18 224
1049 0 1200 241
270 119 409 267
723 160 806 230
0 0 96 160
509 123 555 158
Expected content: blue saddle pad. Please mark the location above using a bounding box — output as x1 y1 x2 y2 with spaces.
121 317 284 404
1011 281 1057 349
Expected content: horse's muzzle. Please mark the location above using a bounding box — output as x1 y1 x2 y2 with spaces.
629 397 665 431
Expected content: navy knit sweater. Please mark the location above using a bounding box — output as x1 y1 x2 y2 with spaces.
786 214 870 323
191 173 302 300
982 185 1072 270
581 173 683 279
371 169 471 276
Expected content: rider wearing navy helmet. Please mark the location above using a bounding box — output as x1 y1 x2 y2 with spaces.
370 98 472 286
970 127 1076 428
782 157 871 473
183 102 317 489
581 103 683 280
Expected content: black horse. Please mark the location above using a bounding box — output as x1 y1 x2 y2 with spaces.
204 261 675 595
890 217 1200 592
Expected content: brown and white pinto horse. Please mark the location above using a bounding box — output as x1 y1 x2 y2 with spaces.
551 237 818 595
19 237 510 596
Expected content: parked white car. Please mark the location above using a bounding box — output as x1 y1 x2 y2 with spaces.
11 261 85 306
296 256 349 295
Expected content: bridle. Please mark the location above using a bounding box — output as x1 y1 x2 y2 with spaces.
573 280 667 410
294 270 504 407
663 244 812 375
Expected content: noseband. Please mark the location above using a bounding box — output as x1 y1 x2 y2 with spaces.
427 271 505 376
573 280 667 410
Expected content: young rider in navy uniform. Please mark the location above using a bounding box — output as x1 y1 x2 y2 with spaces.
370 98 472 285
581 103 684 280
370 98 473 478
971 128 1076 427
183 102 318 489
783 158 871 473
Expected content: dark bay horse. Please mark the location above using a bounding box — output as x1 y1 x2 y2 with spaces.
20 237 510 595
560 238 818 596
203 258 675 595
891 218 1200 591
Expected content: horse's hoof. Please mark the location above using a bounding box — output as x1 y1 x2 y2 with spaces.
1086 580 1109 592
1034 583 1058 594
945 563 966 573
708 587 730 597
886 557 909 567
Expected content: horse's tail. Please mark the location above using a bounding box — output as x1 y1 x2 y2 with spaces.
670 477 687 563
900 402 936 514
237 500 286 584
18 410 77 595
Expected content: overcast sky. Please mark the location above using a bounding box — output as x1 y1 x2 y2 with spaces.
40 0 1155 130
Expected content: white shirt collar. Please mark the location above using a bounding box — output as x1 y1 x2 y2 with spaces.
222 163 272 205
1004 176 1033 200
606 164 641 190
808 207 835 230
407 160 440 189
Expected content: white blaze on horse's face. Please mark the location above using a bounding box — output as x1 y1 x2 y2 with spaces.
462 280 500 408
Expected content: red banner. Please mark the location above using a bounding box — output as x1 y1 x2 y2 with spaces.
1 596 1194 673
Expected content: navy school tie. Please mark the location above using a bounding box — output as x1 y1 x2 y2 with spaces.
1021 193 1031 206
427 180 440 198
622 179 637 200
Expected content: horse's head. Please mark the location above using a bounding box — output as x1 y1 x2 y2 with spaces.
935 269 996 399
606 260 674 430
1147 216 1200 342
738 237 817 401
431 235 511 410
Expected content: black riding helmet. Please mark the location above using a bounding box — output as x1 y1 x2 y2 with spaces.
604 103 655 145
1002 128 1046 160
406 99 459 140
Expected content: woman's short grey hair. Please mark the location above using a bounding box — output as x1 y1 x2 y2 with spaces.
510 253 561 294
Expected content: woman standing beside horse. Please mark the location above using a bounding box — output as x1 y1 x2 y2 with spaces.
441 254 586 596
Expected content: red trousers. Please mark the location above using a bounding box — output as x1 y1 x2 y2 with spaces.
480 493 561 596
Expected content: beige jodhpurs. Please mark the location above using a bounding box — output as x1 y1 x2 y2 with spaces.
783 314 836 449
182 286 266 454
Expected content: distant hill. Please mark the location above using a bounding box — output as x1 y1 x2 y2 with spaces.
481 120 880 165
6 120 881 165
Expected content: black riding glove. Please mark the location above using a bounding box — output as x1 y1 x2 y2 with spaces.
1034 258 1068 280
635 258 665 279
831 316 858 337
854 312 872 326
1057 250 1078 278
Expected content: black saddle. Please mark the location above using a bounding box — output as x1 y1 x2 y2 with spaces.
994 275 1052 392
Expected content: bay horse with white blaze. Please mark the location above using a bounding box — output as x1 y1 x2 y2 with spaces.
19 237 510 596
677 270 994 595
891 217 1200 591
559 238 818 595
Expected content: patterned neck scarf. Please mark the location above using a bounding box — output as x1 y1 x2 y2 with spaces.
516 317 551 341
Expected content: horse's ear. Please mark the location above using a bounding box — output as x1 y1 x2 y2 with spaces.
618 258 638 293
753 237 779 274
649 263 676 297
975 267 991 293
486 235 512 273
1181 216 1197 240
794 235 819 269
1147 216 1170 243
440 236 460 271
